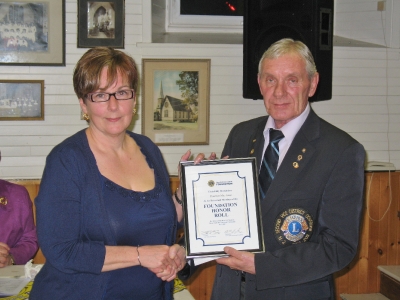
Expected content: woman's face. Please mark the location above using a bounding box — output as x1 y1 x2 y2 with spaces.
79 67 135 138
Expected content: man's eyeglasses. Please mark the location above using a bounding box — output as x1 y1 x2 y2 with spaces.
86 89 135 103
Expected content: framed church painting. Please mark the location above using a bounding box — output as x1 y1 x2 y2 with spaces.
142 59 210 146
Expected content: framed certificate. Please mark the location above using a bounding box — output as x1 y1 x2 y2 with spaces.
180 158 264 258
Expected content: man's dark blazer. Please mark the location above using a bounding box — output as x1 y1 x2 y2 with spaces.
211 108 365 300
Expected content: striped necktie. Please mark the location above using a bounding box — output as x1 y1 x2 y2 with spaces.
258 129 284 199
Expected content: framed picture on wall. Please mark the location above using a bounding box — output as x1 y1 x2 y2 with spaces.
77 0 124 48
142 59 210 146
0 80 44 121
0 0 65 66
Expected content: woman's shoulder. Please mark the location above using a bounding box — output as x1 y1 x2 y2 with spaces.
126 131 159 151
0 179 30 203
48 130 88 158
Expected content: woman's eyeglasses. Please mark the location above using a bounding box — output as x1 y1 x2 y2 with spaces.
86 89 135 103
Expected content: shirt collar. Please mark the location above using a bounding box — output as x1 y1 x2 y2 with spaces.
264 103 310 142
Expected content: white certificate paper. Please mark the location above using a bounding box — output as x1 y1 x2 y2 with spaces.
180 158 264 258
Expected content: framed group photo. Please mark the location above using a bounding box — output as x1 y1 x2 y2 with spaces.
78 0 124 48
0 80 44 121
142 59 210 146
0 0 65 66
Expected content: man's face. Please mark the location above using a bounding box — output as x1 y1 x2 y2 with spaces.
257 53 319 129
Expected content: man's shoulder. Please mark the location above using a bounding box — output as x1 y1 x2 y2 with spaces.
318 117 359 144
306 109 361 145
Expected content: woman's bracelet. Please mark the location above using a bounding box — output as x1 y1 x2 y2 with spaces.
9 254 15 265
136 245 141 266
174 188 183 206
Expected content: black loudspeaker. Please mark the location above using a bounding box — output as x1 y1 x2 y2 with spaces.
243 0 334 101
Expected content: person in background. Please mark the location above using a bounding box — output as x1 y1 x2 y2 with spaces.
211 38 365 299
30 47 204 300
0 150 38 267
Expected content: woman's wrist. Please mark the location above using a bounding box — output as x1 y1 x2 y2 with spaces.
174 188 183 206
136 245 142 266
9 254 15 265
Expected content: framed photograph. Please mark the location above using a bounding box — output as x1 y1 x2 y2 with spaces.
180 158 264 258
142 59 210 146
0 0 65 66
78 0 124 48
0 80 44 120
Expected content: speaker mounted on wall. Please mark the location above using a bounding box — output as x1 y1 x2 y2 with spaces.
243 0 334 102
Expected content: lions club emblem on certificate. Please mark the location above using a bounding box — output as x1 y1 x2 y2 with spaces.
275 208 313 245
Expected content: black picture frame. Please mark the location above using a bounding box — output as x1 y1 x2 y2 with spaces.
0 0 65 66
77 0 124 48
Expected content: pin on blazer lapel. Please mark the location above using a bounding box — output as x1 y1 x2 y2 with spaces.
260 110 320 211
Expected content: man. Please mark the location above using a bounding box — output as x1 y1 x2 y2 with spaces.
211 38 365 299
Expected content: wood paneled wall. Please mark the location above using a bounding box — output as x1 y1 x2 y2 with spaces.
334 172 400 298
10 172 400 300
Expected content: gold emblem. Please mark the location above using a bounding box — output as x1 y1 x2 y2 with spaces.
250 149 254 154
293 162 299 168
274 208 313 245
297 155 303 161
302 148 306 153
0 197 8 206
252 139 256 142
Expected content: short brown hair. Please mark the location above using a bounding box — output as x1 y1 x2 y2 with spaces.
73 47 139 100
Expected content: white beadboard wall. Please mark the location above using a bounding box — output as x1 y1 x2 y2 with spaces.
0 0 399 179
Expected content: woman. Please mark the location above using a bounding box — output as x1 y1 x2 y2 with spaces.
30 47 193 299
0 150 38 267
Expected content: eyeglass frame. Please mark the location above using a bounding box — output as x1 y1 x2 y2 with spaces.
85 89 135 103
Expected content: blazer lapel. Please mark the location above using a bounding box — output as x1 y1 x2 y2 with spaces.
249 117 267 166
262 109 321 211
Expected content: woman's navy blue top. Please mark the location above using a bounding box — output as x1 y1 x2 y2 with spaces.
103 161 175 299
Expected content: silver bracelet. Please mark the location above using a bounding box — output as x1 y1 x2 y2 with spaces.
136 245 141 266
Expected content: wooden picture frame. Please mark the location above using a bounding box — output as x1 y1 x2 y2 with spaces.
77 0 124 48
0 80 44 120
0 0 65 66
142 59 210 146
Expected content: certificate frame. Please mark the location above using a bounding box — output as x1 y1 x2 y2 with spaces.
180 158 264 258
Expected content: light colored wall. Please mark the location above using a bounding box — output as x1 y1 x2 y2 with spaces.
0 0 399 179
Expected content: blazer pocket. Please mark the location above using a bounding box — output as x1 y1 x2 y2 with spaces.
285 280 331 299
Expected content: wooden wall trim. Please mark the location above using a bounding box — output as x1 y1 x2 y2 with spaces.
9 172 400 300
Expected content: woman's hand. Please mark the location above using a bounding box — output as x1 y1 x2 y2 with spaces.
0 242 12 268
149 244 186 282
138 245 176 271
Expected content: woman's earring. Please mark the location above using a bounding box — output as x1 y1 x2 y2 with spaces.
132 108 137 115
82 113 90 121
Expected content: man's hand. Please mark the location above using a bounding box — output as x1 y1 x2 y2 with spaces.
216 246 256 274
